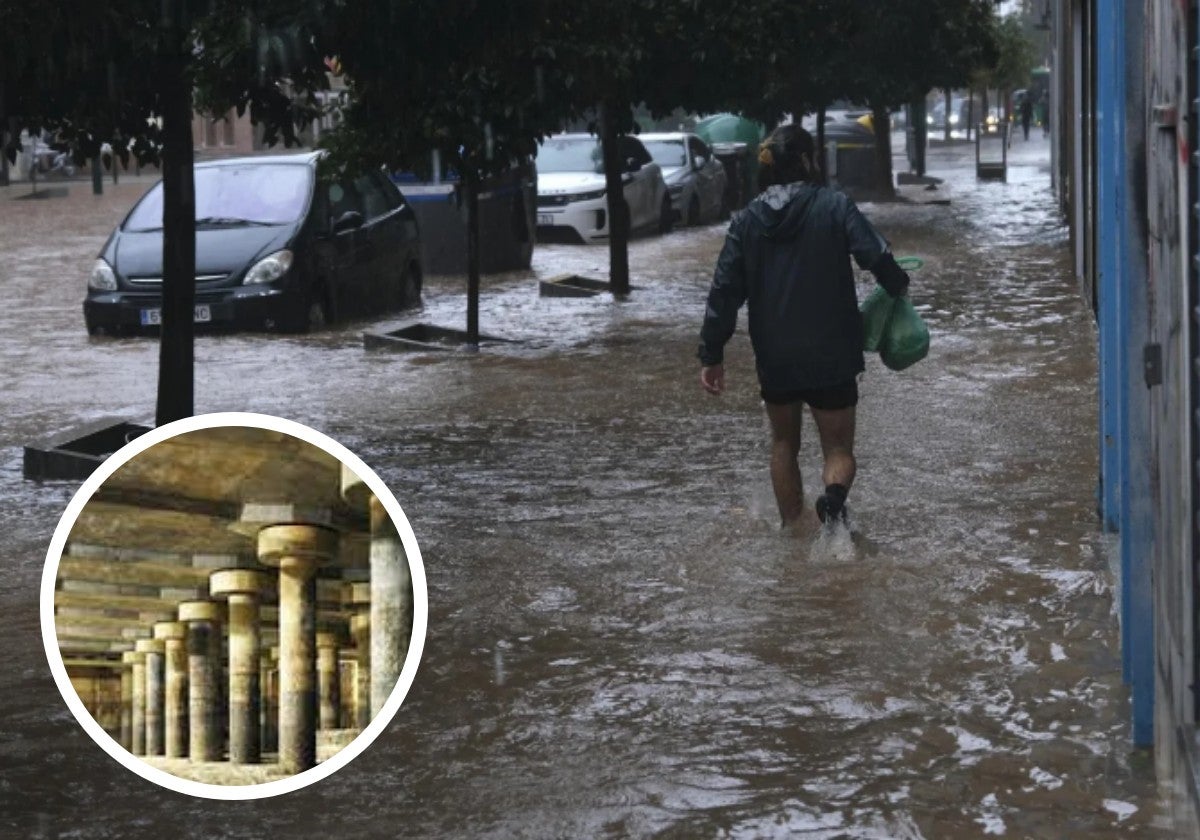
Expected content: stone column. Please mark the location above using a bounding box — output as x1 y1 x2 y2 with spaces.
338 652 356 729
316 632 341 731
368 495 412 717
129 650 146 755
119 652 135 750
349 611 371 729
344 581 370 725
138 638 166 756
210 568 271 765
154 621 188 758
259 645 279 755
257 524 338 774
178 600 223 762
341 465 413 719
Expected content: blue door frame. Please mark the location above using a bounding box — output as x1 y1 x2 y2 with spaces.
1095 0 1153 747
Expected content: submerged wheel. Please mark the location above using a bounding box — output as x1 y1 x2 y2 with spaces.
304 296 328 332
286 286 329 333
658 196 674 235
402 261 423 308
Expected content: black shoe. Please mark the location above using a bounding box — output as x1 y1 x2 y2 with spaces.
815 484 849 525
815 495 848 524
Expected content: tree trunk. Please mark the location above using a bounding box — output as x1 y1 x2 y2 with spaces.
816 104 827 186
599 101 630 296
944 89 952 142
0 91 8 188
91 155 103 195
465 170 481 346
155 38 195 426
967 87 975 140
870 103 894 198
908 99 927 176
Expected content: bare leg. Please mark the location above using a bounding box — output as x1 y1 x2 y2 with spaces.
764 401 805 526
810 405 857 491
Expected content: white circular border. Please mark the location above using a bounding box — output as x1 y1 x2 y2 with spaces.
40 411 428 800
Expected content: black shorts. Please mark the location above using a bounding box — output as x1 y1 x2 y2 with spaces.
761 380 859 410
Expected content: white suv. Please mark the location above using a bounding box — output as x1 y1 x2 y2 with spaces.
536 133 671 243
640 132 728 226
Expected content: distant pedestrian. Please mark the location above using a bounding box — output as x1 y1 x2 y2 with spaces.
1020 96 1033 141
1039 91 1050 137
697 124 912 529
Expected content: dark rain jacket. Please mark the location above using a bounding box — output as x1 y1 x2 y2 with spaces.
698 182 897 393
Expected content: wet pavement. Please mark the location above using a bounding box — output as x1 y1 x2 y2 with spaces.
0 134 1181 837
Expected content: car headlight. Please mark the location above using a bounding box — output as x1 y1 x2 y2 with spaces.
243 249 293 285
89 258 117 291
568 188 606 202
949 113 959 125
926 115 933 125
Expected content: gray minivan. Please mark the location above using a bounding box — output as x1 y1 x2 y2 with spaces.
84 152 422 335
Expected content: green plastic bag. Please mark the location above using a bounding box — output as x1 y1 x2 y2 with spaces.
860 286 895 352
879 295 930 371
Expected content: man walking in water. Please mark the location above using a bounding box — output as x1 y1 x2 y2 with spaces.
697 124 911 528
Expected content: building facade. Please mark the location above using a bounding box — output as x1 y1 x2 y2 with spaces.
1053 1 1200 832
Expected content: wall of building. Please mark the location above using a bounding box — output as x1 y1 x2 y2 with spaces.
1062 0 1200 833
192 108 263 157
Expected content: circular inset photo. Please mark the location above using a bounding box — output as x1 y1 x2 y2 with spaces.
40 412 426 799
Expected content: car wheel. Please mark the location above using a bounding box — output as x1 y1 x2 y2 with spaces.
304 297 328 332
686 195 700 226
289 286 329 334
658 196 674 235
402 261 423 308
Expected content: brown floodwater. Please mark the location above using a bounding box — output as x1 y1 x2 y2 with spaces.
0 137 1180 837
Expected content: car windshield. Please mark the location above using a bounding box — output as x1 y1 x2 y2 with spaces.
536 138 603 173
124 163 312 232
643 140 687 168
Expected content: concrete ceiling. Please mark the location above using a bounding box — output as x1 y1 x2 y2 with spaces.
56 426 374 662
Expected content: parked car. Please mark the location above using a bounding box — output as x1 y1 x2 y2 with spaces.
639 132 728 225
927 97 968 132
83 152 422 335
535 133 671 243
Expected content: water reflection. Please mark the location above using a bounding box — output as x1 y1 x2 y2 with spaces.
0 141 1177 837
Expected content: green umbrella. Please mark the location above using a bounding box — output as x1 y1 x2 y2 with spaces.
694 113 766 146
695 113 767 201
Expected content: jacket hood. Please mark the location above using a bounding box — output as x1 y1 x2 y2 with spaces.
746 182 820 240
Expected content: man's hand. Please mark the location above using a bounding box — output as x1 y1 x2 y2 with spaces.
700 364 725 395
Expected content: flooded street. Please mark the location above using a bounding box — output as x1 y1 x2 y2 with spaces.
0 137 1179 837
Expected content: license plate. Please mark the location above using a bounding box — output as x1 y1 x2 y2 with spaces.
140 305 212 326
537 214 554 226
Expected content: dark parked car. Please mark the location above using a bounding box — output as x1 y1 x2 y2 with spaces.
84 152 423 335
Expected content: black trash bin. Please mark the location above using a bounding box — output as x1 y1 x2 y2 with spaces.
392 161 536 275
710 141 751 211
823 120 877 190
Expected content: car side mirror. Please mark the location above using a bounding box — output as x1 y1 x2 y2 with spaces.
624 157 641 173
693 155 707 170
332 210 363 233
